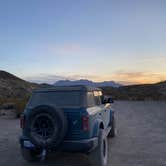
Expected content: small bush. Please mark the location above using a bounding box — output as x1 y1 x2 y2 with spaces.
14 100 27 118
0 97 29 118
1 103 15 110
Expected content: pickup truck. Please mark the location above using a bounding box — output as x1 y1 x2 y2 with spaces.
19 85 116 166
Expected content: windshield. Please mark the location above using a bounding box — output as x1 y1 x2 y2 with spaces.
28 91 83 108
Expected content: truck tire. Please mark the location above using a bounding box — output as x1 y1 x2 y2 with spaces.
89 129 108 166
21 147 42 162
108 116 116 138
26 105 67 148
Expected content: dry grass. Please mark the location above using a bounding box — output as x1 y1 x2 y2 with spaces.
0 97 29 118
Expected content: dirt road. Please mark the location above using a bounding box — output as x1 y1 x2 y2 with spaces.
0 101 166 166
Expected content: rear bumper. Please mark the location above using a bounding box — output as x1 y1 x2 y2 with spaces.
19 136 98 153
62 137 98 152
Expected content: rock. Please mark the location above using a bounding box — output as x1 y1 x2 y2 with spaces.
0 109 17 119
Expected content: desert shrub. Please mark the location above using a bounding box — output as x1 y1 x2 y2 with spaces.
1 103 15 110
14 100 28 118
0 98 6 107
0 97 30 118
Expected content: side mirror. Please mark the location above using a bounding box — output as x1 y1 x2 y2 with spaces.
108 97 114 103
102 96 114 104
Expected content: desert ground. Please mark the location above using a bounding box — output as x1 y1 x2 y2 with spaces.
0 101 166 166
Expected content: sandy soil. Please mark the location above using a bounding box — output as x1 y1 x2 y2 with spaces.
0 101 166 166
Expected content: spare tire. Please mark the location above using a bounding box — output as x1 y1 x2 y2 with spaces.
26 105 67 148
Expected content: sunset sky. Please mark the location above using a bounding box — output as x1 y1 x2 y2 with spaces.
0 0 166 85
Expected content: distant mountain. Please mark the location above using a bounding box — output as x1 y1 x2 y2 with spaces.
54 79 122 88
101 81 166 101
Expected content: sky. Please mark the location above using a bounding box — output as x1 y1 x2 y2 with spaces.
0 0 166 85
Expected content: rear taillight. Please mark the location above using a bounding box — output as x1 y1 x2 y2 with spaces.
20 114 25 129
82 116 89 131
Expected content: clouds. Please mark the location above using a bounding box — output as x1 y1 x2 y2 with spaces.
24 70 166 85
46 43 103 57
24 73 101 84
111 71 166 85
47 43 81 57
25 74 67 84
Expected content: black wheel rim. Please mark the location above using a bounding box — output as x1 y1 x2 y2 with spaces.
31 113 56 141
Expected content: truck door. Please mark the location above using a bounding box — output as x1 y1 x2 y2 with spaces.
94 91 110 128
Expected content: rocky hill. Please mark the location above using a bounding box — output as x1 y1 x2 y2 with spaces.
0 71 38 100
101 81 166 101
0 71 52 115
0 71 54 99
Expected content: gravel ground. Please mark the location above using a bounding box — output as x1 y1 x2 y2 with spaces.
0 101 166 166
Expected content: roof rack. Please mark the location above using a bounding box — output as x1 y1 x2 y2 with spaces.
35 85 101 92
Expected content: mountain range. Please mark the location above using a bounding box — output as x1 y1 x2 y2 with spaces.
54 79 122 88
0 70 166 103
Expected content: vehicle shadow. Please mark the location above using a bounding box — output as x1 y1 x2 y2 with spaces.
22 153 91 166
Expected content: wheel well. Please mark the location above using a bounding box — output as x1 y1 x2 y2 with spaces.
99 122 104 129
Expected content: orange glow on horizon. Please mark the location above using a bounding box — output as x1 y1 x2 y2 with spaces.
87 72 166 85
